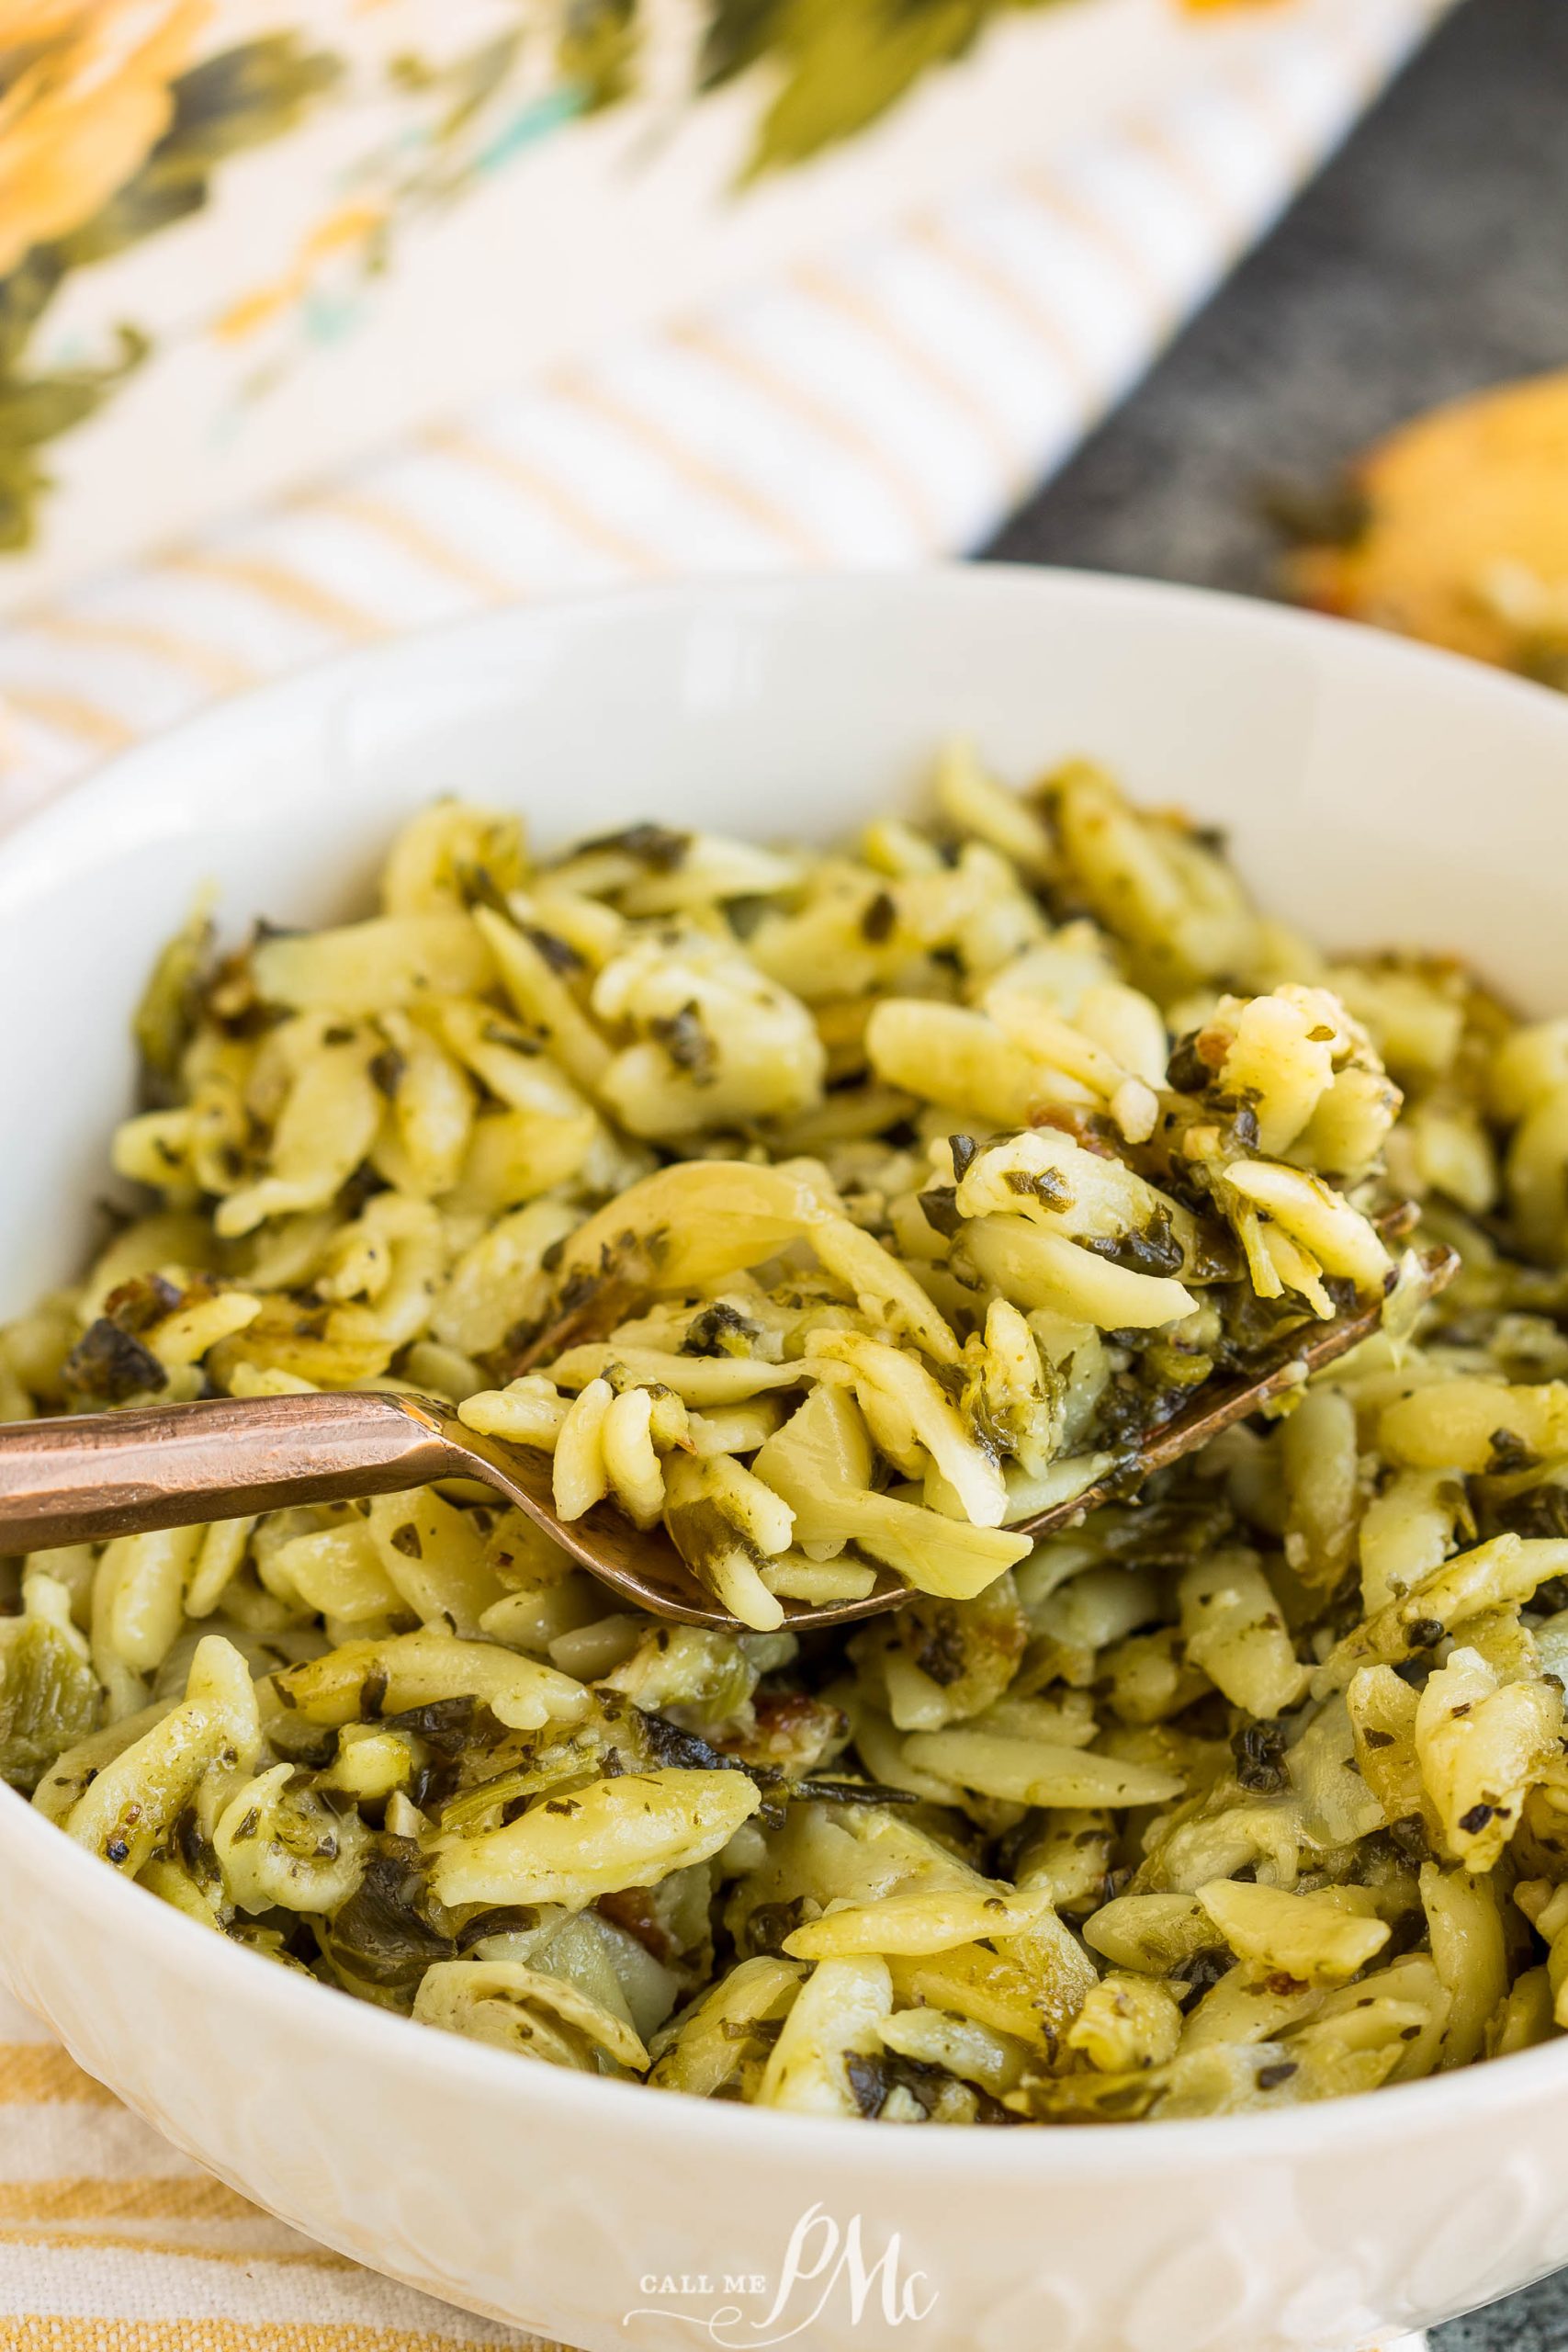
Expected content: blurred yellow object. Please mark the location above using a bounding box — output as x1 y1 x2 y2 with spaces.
1285 372 1568 684
0 0 209 278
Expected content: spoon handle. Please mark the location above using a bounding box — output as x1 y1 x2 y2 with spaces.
0 1391 464 1555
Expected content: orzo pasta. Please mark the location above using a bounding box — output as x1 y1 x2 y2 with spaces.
6 748 1568 2123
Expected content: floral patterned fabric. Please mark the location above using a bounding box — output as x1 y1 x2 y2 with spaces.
2 0 1341 605
0 0 1449 826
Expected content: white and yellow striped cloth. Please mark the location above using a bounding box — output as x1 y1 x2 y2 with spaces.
0 1 1448 2343
0 1986 537 2352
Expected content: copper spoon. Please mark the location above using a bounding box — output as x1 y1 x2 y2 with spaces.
0 1246 1455 1632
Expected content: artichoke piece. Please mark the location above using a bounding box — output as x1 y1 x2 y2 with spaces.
0 1590 100 1792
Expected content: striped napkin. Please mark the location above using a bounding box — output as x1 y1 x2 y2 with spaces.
0 1982 536 2351
0 1 1450 2343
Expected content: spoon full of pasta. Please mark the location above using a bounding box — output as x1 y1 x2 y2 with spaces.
0 1236 1454 1632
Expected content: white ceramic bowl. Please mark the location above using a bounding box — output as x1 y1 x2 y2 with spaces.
5 569 1568 2352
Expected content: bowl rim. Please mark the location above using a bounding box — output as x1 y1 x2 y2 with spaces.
6 560 1568 2182
5 558 1568 909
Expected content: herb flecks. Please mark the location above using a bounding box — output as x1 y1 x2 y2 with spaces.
650 1001 716 1078
579 822 689 871
63 1318 168 1405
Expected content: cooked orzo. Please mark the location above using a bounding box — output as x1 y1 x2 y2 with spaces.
6 747 1568 2122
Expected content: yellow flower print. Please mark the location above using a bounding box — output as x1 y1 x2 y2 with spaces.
0 0 210 277
215 201 389 344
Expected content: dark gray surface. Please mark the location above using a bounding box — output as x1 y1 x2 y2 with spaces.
1441 2281 1568 2352
987 4 1568 2343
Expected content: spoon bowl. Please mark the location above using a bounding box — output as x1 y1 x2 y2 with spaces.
0 1388 897 1629
0 1237 1455 1629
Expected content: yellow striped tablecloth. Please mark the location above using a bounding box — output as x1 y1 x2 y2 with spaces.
0 2 1449 2344
0 1982 547 2351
